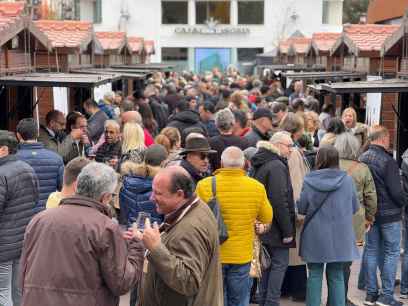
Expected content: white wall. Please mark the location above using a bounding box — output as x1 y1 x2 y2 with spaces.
84 0 343 65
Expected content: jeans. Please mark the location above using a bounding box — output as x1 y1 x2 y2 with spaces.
222 262 251 306
401 218 408 294
0 260 21 306
366 222 401 299
260 247 289 306
359 240 384 290
307 262 345 306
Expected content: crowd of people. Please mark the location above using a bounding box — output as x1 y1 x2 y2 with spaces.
0 66 408 306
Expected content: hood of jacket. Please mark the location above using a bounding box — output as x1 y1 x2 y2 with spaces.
171 110 200 125
251 141 283 169
304 168 347 192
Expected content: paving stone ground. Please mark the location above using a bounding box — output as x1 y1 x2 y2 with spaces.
120 247 404 306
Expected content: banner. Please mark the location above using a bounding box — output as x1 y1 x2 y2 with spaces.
53 87 68 116
365 76 382 126
94 83 112 103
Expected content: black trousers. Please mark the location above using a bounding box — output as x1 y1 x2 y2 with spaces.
281 265 307 299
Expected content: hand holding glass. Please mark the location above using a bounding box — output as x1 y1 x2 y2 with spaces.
133 212 151 233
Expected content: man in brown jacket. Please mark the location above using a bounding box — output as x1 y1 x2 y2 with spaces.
19 162 144 306
136 166 223 306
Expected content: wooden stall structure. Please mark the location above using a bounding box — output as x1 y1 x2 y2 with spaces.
306 32 341 70
143 40 155 64
330 24 399 75
71 67 148 96
381 12 408 78
321 79 408 164
0 1 32 75
0 72 117 130
289 37 312 65
29 19 97 72
112 63 174 72
95 31 128 67
126 36 144 65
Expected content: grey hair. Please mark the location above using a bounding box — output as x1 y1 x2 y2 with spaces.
76 162 118 200
221 146 245 168
104 119 120 131
270 131 292 145
103 91 115 101
334 132 361 160
215 108 235 132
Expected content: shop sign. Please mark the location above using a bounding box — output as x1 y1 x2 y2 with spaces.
175 18 250 35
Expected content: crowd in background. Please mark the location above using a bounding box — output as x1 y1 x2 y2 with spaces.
0 65 408 306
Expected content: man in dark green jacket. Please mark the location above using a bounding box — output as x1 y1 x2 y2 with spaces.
137 166 223 306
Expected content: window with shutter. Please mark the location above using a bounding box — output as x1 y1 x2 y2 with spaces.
93 0 102 24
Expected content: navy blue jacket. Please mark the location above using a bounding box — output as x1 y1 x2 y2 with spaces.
360 145 405 224
0 155 39 261
16 143 64 211
119 175 163 228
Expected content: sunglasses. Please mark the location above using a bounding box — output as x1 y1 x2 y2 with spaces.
199 153 209 160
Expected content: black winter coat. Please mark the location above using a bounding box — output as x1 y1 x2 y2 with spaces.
149 96 169 131
0 155 39 262
209 134 249 171
251 147 296 248
360 145 405 224
167 110 207 140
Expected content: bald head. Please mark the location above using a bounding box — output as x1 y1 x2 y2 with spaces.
221 146 245 169
121 111 142 125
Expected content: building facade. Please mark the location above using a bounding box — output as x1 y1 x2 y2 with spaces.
76 0 342 72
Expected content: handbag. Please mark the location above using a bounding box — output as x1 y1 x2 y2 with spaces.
250 235 272 278
208 176 229 244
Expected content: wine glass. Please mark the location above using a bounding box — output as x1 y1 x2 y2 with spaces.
133 212 151 233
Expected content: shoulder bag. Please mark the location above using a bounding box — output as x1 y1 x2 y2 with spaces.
208 176 229 244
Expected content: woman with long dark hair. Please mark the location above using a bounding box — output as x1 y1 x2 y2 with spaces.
298 145 359 306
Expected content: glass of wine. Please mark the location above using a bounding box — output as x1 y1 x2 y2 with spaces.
133 212 151 233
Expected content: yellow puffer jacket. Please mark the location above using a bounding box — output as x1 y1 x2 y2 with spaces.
196 168 273 264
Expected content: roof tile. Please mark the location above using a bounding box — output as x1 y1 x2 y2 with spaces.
279 37 311 54
343 24 399 52
0 1 25 17
96 31 126 51
33 20 93 48
311 32 341 52
127 36 144 54
144 40 155 54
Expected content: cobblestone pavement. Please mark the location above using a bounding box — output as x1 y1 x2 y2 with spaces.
120 247 404 306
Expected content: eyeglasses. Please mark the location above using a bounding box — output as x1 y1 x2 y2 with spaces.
199 153 209 160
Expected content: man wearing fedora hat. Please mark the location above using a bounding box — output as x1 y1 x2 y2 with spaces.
179 137 216 185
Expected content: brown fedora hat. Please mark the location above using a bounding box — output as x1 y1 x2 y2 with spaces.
180 137 217 155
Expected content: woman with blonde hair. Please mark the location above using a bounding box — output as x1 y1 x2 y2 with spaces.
120 122 146 165
155 127 182 165
341 107 368 146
